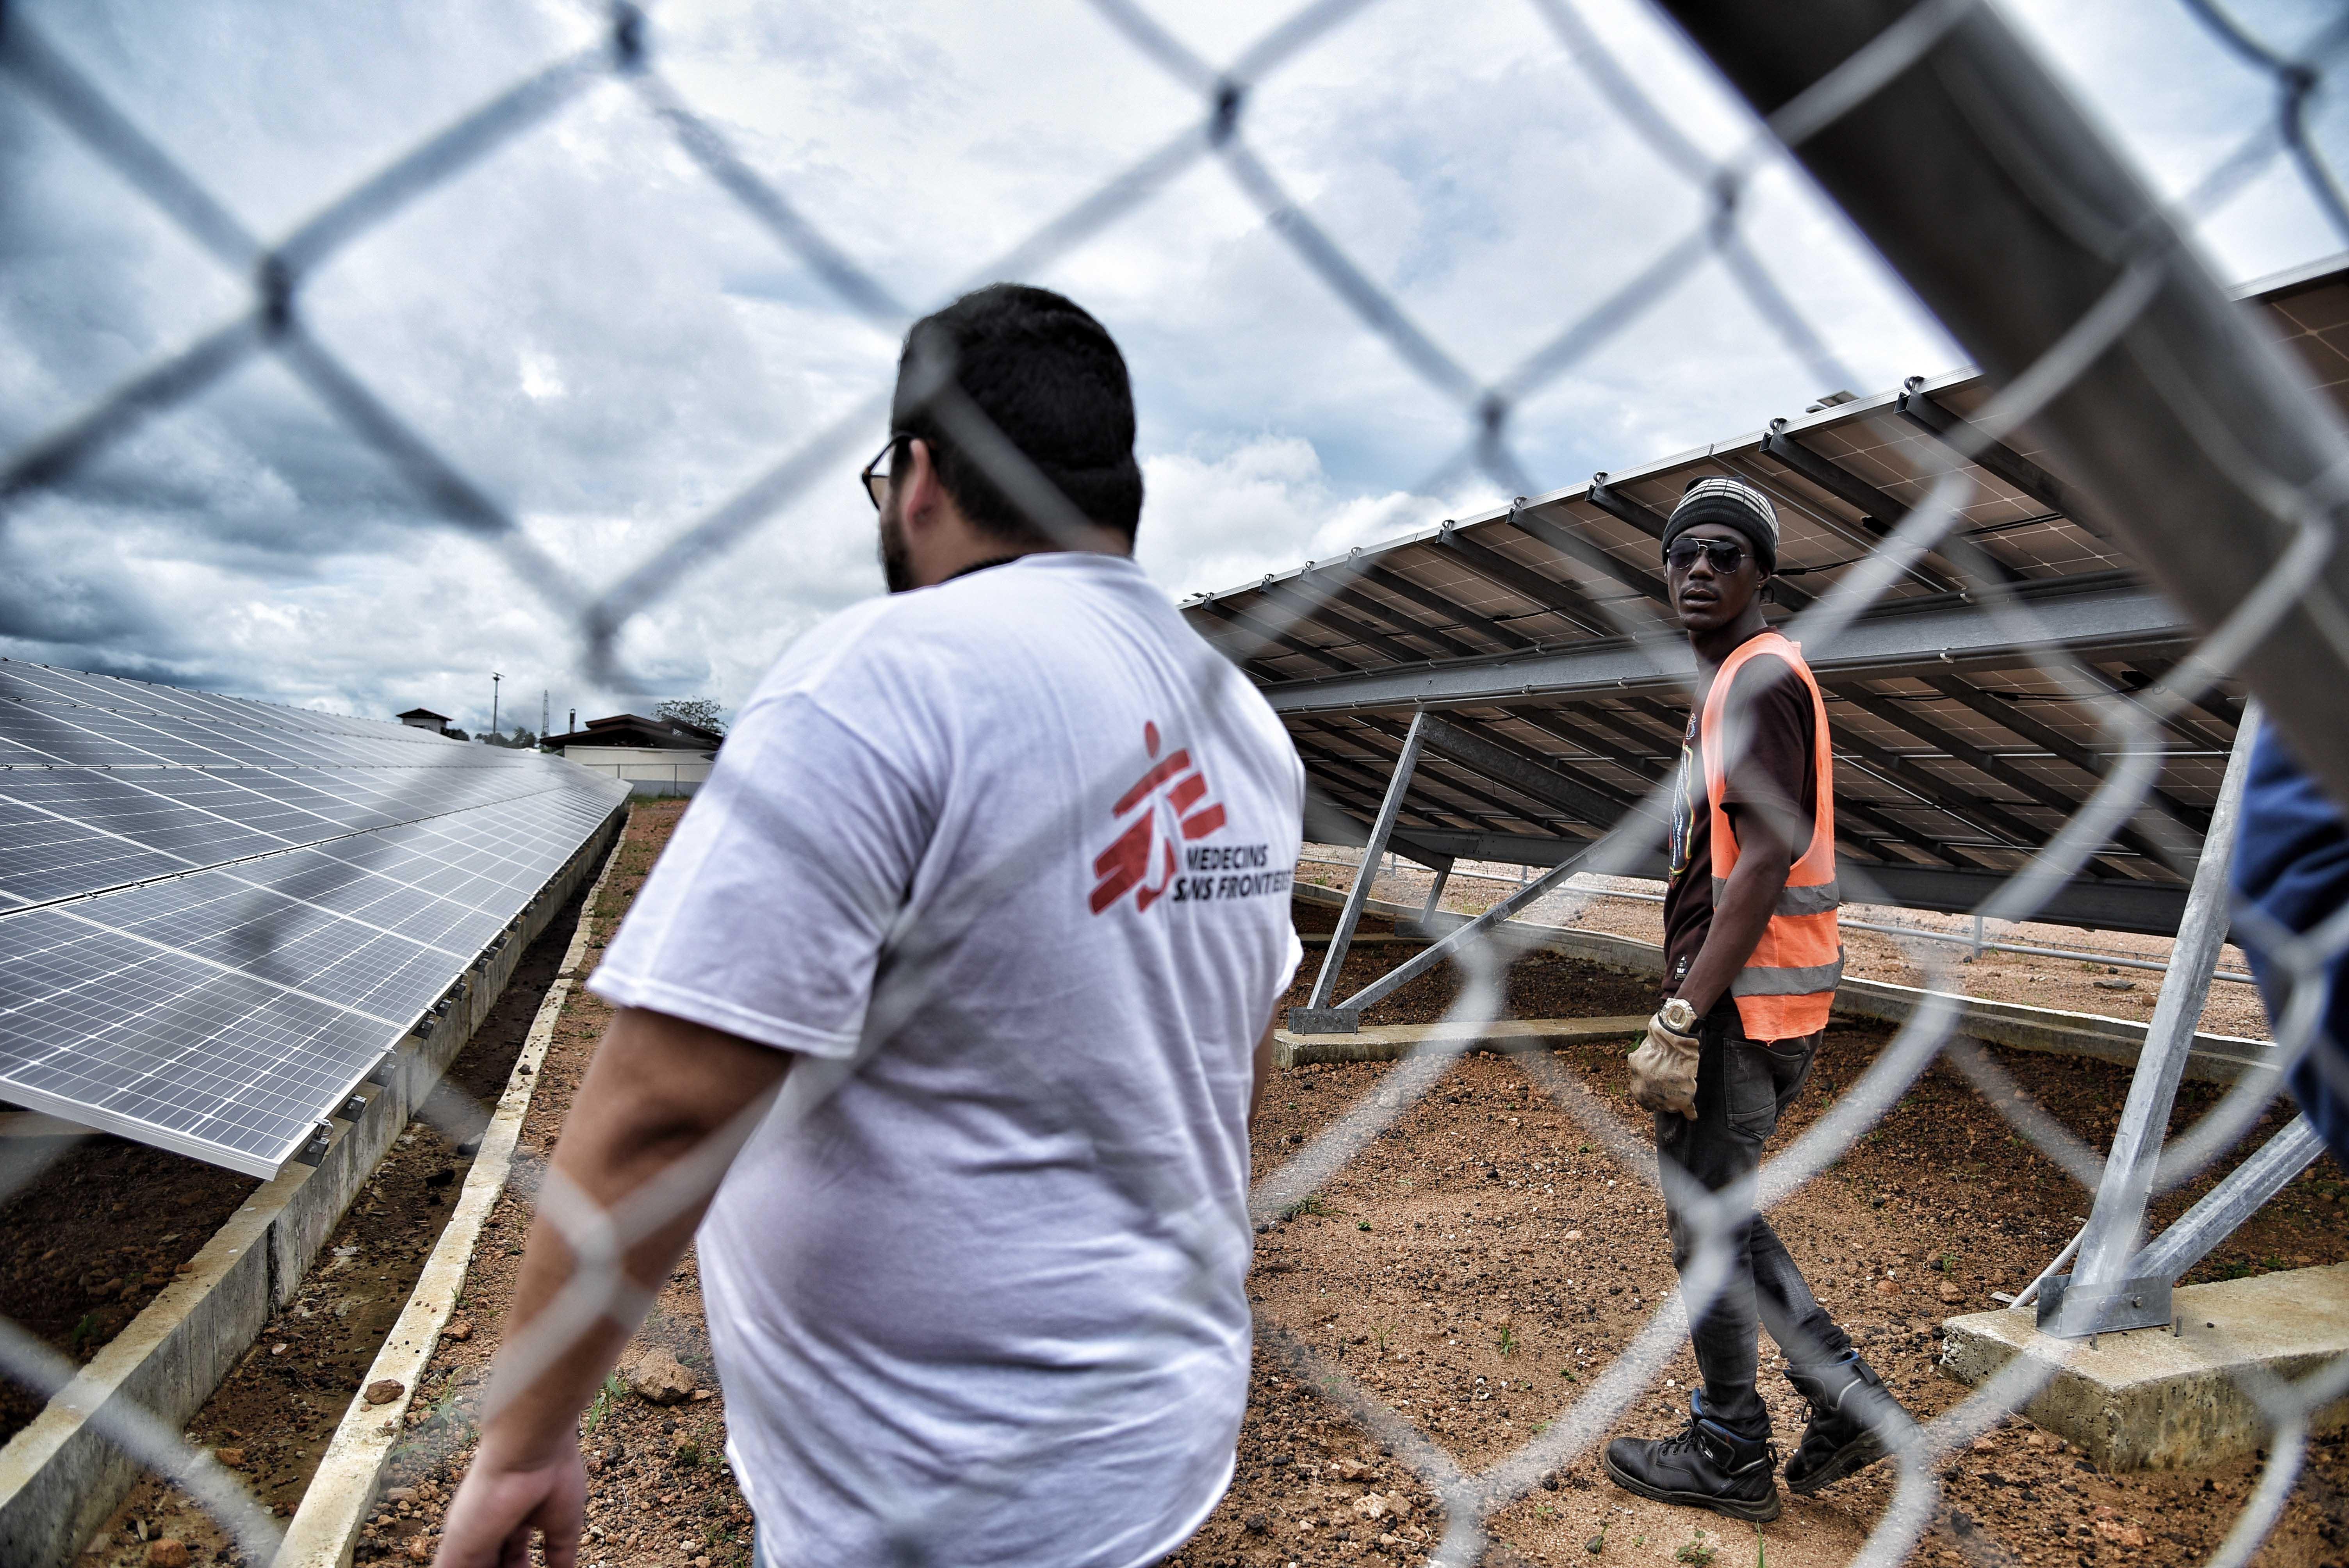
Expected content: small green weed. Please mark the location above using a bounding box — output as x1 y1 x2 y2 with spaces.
1675 1525 1716 1566
1285 1194 1331 1219
1358 1220 1372 1231
583 1371 624 1434
68 1314 96 1356
1560 1367 1579 1382
1496 1322 1518 1356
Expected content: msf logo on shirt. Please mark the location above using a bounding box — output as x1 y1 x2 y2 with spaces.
1089 721 1227 914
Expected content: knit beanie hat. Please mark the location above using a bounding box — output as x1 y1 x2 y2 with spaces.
1661 476 1779 577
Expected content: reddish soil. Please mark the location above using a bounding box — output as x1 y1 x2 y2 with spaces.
1164 904 2347 1568
78 814 2349 1568
0 1129 257 1446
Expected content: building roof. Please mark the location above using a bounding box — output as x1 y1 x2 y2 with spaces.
543 713 722 752
396 707 451 722
1177 255 2349 935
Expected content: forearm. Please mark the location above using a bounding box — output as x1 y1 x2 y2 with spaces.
1249 1017 1276 1131
480 1007 788 1465
1677 848 1789 1017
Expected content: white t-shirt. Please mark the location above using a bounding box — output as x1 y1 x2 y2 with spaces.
589 552 1305 1568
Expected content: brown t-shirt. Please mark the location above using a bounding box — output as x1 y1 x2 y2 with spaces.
1659 638 1817 1021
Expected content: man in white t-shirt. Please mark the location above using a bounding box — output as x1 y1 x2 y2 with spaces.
435 285 1305 1568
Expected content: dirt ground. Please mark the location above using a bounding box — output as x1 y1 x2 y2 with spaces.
1295 850 2273 1042
0 1128 257 1446
73 808 2349 1568
1175 902 2348 1568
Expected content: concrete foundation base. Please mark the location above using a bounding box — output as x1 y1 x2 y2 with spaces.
1272 1015 1647 1069
1940 1262 2349 1470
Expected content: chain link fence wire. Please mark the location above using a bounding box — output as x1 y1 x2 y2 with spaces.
3 0 2349 1565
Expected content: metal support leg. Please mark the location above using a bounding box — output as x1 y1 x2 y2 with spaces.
2134 1115 2326 1285
1291 710 1427 1034
1329 819 1657 1016
1413 861 1455 934
2041 703 2263 1336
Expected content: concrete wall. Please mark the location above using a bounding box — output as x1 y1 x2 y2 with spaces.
558 745 711 797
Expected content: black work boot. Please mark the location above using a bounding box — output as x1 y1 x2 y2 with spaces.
1782 1354 1904 1495
1603 1394 1780 1522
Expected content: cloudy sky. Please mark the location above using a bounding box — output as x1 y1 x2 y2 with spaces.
1 0 2342 734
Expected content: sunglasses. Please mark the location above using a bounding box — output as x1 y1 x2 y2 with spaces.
859 437 902 510
1665 538 1748 574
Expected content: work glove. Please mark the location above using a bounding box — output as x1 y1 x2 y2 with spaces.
1627 997 1701 1120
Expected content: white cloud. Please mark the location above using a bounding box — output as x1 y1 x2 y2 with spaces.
0 0 2341 731
1137 434 1464 598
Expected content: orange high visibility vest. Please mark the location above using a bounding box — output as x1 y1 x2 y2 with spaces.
1699 631 1842 1040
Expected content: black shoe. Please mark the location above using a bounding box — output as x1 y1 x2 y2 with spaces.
1782 1354 1905 1495
1603 1396 1781 1522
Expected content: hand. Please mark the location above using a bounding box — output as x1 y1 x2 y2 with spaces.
432 1436 587 1568
1626 1004 1700 1121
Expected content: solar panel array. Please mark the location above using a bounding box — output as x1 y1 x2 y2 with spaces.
1177 259 2349 935
0 661 629 1176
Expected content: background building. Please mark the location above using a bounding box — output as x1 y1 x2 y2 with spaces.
540 711 720 796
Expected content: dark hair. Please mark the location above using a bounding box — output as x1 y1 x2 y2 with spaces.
889 284 1144 543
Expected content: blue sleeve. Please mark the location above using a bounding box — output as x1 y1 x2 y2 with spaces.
2230 726 2349 1167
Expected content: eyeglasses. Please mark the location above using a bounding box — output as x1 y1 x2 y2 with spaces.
1665 538 1748 574
859 437 900 510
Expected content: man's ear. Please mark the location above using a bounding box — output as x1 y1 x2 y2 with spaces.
896 438 937 529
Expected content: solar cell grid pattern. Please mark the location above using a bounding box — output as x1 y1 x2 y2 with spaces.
0 659 627 1176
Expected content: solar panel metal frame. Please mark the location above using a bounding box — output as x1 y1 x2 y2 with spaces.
1181 259 2349 938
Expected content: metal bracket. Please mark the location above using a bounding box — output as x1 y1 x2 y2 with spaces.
1287 1007 1363 1035
294 1121 334 1166
2036 1273 2174 1337
337 1094 368 1121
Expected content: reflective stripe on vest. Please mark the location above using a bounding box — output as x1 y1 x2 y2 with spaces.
1729 948 1848 996
1710 877 1842 918
1699 631 1840 1040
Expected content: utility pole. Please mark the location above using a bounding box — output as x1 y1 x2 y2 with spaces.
490 673 501 741
541 689 549 743
567 707 576 734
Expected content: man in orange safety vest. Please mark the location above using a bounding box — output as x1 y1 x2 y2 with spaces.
1608 476 1908 1522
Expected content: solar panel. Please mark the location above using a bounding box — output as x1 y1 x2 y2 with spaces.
0 661 628 1175
1180 263 2349 937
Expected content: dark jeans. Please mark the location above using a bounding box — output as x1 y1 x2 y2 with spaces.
1654 1012 1852 1433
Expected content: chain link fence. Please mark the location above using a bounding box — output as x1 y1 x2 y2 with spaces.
3 0 2349 1564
